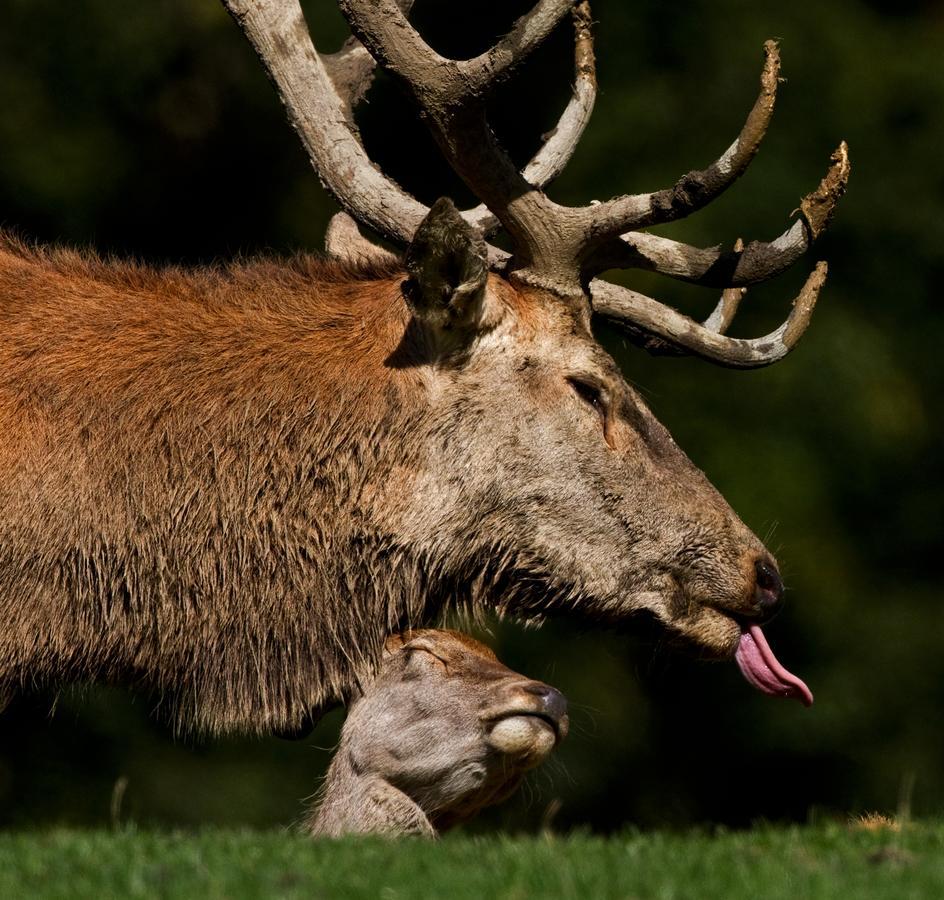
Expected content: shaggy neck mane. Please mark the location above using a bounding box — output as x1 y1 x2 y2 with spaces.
0 231 454 735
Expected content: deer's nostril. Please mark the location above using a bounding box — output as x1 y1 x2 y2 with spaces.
523 683 568 723
754 557 784 621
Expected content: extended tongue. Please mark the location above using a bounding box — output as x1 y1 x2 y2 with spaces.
735 624 813 707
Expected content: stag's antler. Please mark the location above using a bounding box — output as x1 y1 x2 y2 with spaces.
222 1 593 259
222 0 849 369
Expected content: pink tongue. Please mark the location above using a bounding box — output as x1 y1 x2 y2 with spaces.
735 624 813 707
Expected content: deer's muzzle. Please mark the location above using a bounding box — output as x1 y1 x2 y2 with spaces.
485 680 569 759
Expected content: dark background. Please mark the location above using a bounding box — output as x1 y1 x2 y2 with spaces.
0 0 941 833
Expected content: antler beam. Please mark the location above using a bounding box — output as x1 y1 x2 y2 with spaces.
328 1 597 237
338 0 588 286
336 0 578 104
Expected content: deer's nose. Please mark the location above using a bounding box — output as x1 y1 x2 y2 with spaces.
522 682 568 724
753 557 784 621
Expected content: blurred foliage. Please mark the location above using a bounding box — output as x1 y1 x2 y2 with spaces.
0 0 942 832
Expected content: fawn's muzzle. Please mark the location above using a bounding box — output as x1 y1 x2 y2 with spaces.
521 682 568 728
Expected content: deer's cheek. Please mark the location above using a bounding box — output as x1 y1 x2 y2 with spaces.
604 417 638 455
603 415 620 451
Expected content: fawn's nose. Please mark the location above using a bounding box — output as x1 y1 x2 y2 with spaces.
522 682 568 725
753 557 785 622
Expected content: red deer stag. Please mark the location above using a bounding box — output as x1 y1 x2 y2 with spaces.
308 629 567 837
0 0 844 735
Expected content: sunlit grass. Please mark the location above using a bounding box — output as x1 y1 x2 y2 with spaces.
1 820 942 899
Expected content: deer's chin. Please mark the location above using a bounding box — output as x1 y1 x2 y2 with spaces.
665 605 742 659
644 601 741 660
624 581 743 659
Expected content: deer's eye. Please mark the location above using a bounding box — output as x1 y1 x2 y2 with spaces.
405 645 448 673
568 377 607 425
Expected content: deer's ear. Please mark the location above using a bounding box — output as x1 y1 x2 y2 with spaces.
404 197 488 329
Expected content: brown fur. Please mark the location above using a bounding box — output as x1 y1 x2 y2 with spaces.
0 222 775 737
0 233 424 732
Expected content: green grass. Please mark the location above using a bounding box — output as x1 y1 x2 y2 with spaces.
1 822 941 899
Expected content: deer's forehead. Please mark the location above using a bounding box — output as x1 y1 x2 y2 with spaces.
431 629 499 661
490 322 630 396
399 628 499 662
504 284 591 338
381 631 520 693
477 288 606 369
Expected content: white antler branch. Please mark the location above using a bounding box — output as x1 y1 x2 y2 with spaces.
591 262 827 369
468 1 597 235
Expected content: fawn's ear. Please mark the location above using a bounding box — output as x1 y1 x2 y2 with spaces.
383 633 410 658
404 197 488 330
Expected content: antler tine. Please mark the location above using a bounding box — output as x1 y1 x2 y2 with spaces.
610 286 749 359
590 143 850 286
585 40 782 246
322 0 414 123
705 239 747 333
705 284 748 335
222 0 429 246
325 211 400 267
468 1 597 235
636 240 747 357
590 261 828 369
321 36 375 120
459 0 581 95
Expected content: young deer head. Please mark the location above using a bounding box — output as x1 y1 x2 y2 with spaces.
308 629 568 837
221 1 842 702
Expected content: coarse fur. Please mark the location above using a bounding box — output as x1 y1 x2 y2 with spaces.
0 214 773 737
308 629 567 838
0 232 426 732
